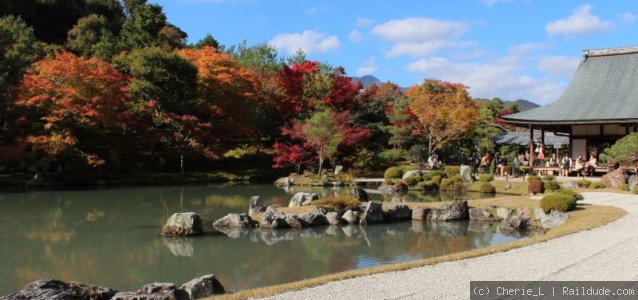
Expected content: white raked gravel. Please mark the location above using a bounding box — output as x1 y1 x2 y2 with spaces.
262 192 638 300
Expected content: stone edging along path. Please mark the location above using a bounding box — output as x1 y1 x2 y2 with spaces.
262 192 638 300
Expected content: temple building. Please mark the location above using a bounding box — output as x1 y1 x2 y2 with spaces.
503 45 638 164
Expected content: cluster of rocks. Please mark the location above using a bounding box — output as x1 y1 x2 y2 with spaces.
469 205 569 231
1 275 224 300
161 212 203 236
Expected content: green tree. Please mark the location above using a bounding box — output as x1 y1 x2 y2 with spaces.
193 33 220 49
600 133 638 165
66 14 111 57
475 98 505 151
302 110 342 175
119 0 167 49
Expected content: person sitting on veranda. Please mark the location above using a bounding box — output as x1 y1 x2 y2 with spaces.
585 154 598 176
512 153 521 177
536 144 545 166
549 153 559 167
561 155 571 177
573 155 585 176
498 156 508 178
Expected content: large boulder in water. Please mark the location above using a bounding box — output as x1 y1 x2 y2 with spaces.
385 203 412 221
298 211 328 226
602 167 626 189
161 212 203 236
411 206 431 221
259 206 289 229
341 210 359 224
359 201 384 225
180 274 225 299
428 200 469 221
498 216 529 231
2 279 117 300
351 186 370 202
288 192 318 207
213 213 256 228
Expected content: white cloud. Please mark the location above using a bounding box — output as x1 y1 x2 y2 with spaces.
406 56 566 104
372 17 468 43
386 40 477 58
507 42 548 54
356 18 375 28
356 58 378 76
546 4 614 37
349 30 363 43
270 30 340 55
538 56 581 76
619 12 637 23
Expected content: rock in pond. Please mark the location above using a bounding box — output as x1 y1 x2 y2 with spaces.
469 206 496 221
533 208 569 229
213 213 256 228
428 200 469 221
2 279 117 300
259 206 289 229
359 201 384 225
288 192 318 207
325 212 343 225
180 274 225 299
341 210 359 224
351 186 370 202
248 196 266 216
378 184 398 195
499 216 529 231
385 203 412 221
112 282 188 300
299 211 328 226
411 206 431 221
161 212 203 236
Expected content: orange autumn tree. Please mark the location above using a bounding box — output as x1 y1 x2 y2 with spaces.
407 79 478 155
178 46 259 143
13 51 134 171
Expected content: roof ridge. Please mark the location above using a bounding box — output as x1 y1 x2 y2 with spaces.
585 45 638 57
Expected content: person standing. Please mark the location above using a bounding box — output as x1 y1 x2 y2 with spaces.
561 155 572 177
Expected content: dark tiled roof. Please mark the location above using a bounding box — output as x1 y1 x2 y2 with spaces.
493 131 569 147
504 45 638 125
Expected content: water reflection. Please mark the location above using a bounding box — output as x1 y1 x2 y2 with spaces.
0 184 535 295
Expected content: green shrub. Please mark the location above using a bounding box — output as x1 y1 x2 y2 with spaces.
542 174 555 181
399 165 418 173
540 193 577 213
441 180 465 191
478 174 494 182
404 176 421 187
431 175 442 185
416 180 438 191
480 182 496 193
621 183 629 191
577 179 592 188
590 182 606 189
449 174 462 183
444 166 461 178
428 170 446 179
313 195 361 211
526 175 542 182
543 180 561 191
384 167 403 179
528 180 544 194
394 180 408 191
552 189 584 201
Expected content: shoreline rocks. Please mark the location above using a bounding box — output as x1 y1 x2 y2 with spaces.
161 212 203 237
288 192 318 207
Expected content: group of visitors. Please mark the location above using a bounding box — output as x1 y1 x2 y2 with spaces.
478 148 600 178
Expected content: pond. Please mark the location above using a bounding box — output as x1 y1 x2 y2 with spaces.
0 184 537 295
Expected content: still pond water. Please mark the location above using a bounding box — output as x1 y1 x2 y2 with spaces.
0 184 536 294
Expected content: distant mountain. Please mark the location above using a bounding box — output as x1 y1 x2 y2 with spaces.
504 99 540 112
351 75 382 89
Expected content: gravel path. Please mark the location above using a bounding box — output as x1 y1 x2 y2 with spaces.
263 192 638 300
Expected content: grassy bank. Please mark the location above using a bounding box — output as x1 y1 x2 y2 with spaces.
210 196 626 300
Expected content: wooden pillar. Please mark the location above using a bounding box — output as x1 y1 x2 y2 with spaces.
529 125 534 170
540 128 545 146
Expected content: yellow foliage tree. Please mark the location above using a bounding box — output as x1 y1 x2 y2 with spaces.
407 79 478 155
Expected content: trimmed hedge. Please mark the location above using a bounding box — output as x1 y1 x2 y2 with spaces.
428 170 446 179
444 166 461 178
394 181 408 191
384 167 403 179
590 182 606 189
416 180 438 191
544 180 561 191
540 193 577 213
480 182 496 193
404 176 421 187
431 175 442 185
552 189 584 201
542 174 555 181
577 179 592 188
478 174 494 182
528 180 544 194
526 175 542 182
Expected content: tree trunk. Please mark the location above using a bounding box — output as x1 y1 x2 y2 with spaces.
180 151 184 175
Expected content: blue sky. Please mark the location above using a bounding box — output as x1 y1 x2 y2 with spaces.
151 0 638 105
